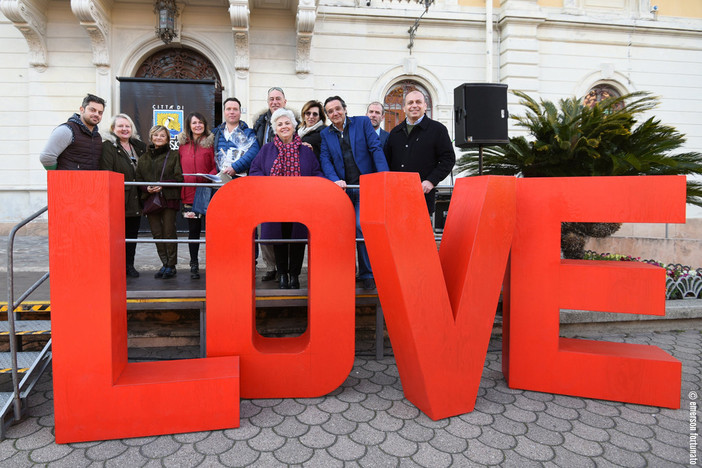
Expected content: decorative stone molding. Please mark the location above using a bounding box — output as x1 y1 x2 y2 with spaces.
402 57 417 75
562 0 582 15
296 0 316 74
229 0 250 71
0 0 49 69
70 0 113 67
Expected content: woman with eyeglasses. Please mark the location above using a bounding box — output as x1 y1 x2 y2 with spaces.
297 100 326 159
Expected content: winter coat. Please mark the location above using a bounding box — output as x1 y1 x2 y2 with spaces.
249 142 323 240
178 132 216 204
298 124 326 159
57 114 103 170
135 144 183 207
100 134 147 217
211 121 260 175
384 115 455 212
252 111 272 148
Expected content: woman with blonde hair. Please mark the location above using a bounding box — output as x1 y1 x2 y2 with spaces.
100 113 147 278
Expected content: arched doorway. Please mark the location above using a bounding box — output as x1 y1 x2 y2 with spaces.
383 80 433 131
136 47 224 124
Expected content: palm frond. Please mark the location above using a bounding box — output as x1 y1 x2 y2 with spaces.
455 90 702 205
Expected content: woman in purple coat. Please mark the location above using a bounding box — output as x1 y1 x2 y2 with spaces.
249 108 323 289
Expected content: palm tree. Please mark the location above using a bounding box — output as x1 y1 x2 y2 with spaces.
455 91 702 258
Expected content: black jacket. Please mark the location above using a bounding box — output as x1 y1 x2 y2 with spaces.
384 115 455 212
100 135 147 217
253 111 272 148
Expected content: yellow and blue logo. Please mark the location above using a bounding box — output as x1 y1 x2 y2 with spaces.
153 110 184 138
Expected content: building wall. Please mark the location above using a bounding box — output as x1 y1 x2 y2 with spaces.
0 0 701 229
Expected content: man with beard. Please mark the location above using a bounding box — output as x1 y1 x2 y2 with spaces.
40 93 106 170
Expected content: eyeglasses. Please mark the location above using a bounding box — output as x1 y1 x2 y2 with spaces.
304 111 319 117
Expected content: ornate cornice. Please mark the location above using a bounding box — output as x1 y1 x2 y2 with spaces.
0 0 49 69
229 0 250 71
296 0 316 74
70 0 113 67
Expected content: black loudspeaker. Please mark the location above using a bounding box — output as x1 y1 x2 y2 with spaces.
454 83 509 148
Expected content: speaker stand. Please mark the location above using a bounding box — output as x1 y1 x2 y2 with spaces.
478 144 484 175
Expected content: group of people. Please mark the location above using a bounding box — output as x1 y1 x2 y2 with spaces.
39 87 455 290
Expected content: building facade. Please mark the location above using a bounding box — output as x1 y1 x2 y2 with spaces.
1 0 701 230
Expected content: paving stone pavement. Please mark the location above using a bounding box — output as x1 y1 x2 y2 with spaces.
0 330 699 467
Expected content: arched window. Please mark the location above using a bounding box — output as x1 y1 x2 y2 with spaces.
383 80 433 131
583 84 624 111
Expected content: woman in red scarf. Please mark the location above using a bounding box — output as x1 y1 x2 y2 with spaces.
249 108 323 289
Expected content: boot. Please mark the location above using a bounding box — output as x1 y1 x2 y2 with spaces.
279 273 289 289
126 265 140 278
190 260 200 279
289 275 300 289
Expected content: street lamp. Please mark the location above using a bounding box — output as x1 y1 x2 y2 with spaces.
154 0 178 45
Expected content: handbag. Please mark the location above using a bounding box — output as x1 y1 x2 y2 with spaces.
142 151 170 215
143 192 165 215
192 186 214 215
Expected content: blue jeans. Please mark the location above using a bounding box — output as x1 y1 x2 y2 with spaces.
347 189 373 280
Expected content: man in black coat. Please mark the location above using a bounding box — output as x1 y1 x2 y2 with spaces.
252 86 287 281
384 90 455 214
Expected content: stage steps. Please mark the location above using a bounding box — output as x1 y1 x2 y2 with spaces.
2 206 53 440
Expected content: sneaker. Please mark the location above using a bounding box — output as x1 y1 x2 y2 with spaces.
362 278 376 290
154 266 167 278
126 265 140 278
162 267 177 279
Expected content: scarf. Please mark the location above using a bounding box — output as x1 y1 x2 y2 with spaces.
270 134 302 177
297 119 324 138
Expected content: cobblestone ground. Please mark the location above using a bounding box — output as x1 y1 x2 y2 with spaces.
0 330 699 467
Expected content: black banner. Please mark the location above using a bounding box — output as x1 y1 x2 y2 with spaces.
117 77 216 149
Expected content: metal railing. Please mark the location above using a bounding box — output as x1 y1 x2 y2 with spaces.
5 206 51 422
124 181 453 246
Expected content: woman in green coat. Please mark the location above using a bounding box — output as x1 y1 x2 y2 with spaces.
135 125 183 279
100 113 147 278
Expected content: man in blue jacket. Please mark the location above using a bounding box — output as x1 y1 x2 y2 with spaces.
320 96 389 290
211 97 260 178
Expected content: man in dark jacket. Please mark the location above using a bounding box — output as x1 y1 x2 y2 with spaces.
40 93 106 170
366 101 389 149
252 87 287 281
252 87 287 148
384 90 455 214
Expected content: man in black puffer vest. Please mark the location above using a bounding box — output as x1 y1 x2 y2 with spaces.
40 93 105 170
